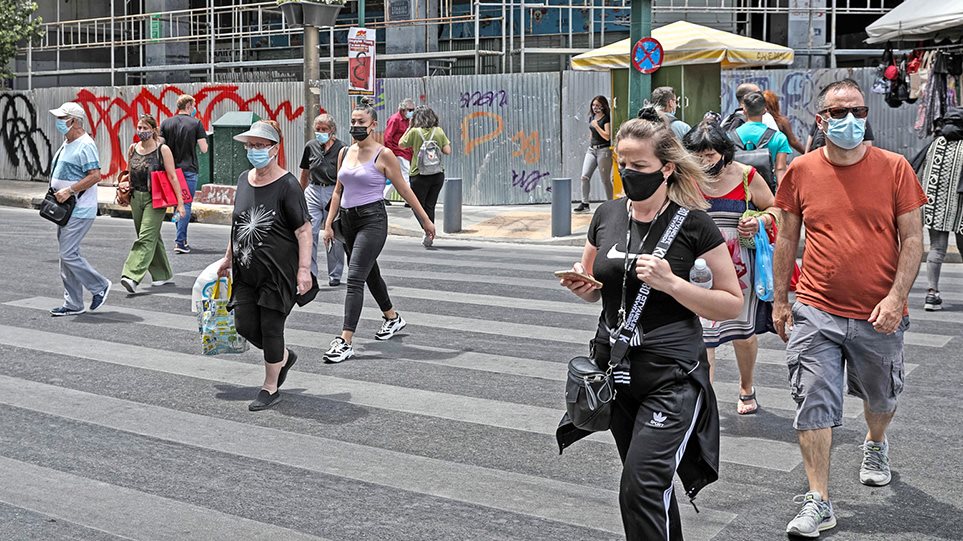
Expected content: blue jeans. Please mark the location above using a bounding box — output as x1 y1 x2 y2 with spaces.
175 170 198 246
305 183 345 280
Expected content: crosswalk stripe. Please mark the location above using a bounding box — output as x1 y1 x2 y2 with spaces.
378 253 575 274
177 268 564 291
386 286 599 316
0 455 326 541
0 376 637 536
0 323 803 472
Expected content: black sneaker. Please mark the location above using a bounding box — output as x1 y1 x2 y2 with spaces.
89 280 111 312
248 389 282 411
573 202 590 213
323 337 354 363
328 278 341 287
50 306 86 317
277 349 297 389
375 314 407 340
924 290 942 311
174 243 191 254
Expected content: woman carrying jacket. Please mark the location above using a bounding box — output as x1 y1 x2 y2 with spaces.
119 114 185 293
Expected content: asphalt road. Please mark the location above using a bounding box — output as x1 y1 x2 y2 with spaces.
0 206 959 540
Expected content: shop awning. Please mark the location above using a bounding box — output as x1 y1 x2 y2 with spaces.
571 20 795 71
866 0 963 44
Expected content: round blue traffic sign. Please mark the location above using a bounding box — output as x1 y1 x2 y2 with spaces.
632 37 664 74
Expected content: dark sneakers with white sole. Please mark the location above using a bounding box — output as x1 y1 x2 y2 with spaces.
323 337 354 363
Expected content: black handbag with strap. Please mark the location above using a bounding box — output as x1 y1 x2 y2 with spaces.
38 144 86 227
564 206 690 433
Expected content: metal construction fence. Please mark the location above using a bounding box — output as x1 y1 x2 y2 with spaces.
1 67 928 205
721 67 926 159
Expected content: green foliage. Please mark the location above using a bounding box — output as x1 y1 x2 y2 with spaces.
0 0 44 82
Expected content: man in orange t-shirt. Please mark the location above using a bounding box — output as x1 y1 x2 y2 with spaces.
772 79 927 538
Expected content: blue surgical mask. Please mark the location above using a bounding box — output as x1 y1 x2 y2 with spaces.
824 113 866 150
191 108 198 118
56 119 70 135
405 111 414 119
246 145 276 169
315 132 330 144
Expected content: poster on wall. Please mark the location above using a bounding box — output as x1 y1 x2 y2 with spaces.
348 27 376 96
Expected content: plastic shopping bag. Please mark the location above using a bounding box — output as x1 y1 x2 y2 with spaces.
753 218 774 302
199 279 248 355
193 259 229 314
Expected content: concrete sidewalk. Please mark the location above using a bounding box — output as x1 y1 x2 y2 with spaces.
0 179 590 246
2 178 959 259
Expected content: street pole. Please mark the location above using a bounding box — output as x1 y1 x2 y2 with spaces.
358 0 365 27
627 0 652 117
304 25 320 143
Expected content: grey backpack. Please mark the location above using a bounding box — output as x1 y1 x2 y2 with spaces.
730 128 777 195
417 128 443 175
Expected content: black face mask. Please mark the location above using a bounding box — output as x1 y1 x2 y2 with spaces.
703 158 725 177
350 125 371 142
620 168 666 201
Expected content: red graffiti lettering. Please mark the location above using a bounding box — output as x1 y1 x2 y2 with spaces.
73 85 305 179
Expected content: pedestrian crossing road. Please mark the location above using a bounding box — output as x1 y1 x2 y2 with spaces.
0 208 960 540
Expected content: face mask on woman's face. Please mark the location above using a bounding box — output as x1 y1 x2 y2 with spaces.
315 132 330 144
350 125 371 142
405 110 414 119
55 119 70 135
137 130 154 142
703 157 725 177
246 145 276 169
619 168 667 202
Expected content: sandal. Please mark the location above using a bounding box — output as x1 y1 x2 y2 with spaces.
737 388 758 415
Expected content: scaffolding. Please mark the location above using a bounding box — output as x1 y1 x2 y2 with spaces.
15 0 894 89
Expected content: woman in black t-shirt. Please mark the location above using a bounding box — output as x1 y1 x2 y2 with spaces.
216 120 313 412
574 96 614 213
559 109 743 541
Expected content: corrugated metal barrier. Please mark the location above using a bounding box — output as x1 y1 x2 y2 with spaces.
3 68 925 204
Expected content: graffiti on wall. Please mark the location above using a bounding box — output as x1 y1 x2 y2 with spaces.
0 93 53 179
459 88 549 193
73 84 304 179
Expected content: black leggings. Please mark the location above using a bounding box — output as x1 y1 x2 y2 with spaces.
233 301 288 364
410 172 445 224
340 201 393 333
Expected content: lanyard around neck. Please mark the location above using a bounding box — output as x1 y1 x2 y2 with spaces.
619 197 670 325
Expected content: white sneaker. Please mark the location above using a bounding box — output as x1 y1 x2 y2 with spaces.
323 337 354 363
422 234 433 248
786 491 836 537
375 314 407 340
151 279 171 287
859 439 892 486
120 277 138 293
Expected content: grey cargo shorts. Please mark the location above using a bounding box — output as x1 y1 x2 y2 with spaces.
786 301 908 430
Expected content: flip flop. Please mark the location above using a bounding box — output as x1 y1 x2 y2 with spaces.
737 388 758 415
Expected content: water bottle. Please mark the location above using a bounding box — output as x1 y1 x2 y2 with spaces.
171 211 179 224
689 258 713 289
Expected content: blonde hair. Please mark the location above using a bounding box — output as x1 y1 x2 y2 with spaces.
615 118 710 210
176 94 196 111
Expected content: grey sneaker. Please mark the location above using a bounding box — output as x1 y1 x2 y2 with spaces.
375 314 407 340
422 234 433 248
786 491 836 538
859 439 891 486
924 290 942 311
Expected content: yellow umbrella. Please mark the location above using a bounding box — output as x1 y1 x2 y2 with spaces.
571 20 794 71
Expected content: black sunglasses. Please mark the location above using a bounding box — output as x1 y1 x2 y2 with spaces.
819 106 869 119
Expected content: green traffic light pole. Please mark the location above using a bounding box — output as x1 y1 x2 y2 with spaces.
628 0 653 117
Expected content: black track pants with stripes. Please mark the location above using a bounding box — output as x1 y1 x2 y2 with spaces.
610 354 703 541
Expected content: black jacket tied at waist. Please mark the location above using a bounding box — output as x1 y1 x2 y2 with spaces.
556 317 720 503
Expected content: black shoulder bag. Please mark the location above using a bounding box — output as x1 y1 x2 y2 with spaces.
565 206 690 433
39 144 86 227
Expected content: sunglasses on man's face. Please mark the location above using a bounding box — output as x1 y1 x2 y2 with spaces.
819 106 869 119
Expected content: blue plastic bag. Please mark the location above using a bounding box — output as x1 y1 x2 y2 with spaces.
753 218 774 302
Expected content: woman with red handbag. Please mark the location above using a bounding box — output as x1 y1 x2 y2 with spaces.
119 114 186 293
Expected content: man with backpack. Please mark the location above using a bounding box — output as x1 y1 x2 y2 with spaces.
721 82 781 132
399 106 452 247
651 86 691 139
731 91 792 194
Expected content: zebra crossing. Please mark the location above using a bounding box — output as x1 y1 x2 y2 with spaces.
0 218 959 540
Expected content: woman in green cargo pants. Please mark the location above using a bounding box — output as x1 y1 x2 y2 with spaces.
119 114 185 293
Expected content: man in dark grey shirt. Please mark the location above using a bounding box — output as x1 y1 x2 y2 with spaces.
298 113 346 286
160 94 208 254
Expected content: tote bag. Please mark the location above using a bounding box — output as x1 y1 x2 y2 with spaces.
150 168 193 209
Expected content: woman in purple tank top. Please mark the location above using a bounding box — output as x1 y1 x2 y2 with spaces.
321 98 435 363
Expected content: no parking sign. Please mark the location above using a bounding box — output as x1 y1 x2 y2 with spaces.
632 37 663 74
